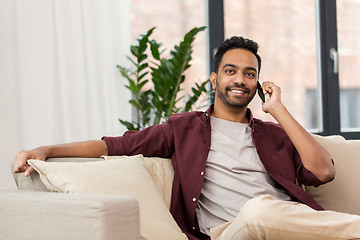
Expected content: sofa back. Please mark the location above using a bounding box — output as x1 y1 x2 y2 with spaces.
13 134 360 215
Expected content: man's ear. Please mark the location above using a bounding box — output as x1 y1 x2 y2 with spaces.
210 72 217 90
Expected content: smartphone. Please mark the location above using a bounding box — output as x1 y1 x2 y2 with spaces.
257 79 266 102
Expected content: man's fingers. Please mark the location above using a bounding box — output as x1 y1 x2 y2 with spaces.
13 165 26 173
13 160 28 173
24 166 34 177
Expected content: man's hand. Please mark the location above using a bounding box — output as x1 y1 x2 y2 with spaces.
13 147 48 177
260 81 284 115
13 140 108 177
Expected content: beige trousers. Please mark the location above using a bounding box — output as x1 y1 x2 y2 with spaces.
210 195 360 240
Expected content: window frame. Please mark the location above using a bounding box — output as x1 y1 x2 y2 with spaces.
207 0 360 139
207 0 224 104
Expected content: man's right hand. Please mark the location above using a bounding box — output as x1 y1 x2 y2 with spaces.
13 147 48 177
13 140 108 177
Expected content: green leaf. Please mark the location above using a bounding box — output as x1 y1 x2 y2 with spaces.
117 66 133 80
126 56 137 67
130 46 139 57
138 63 149 73
128 79 138 93
119 119 138 131
138 54 147 63
184 79 210 112
137 71 148 82
138 79 149 89
149 40 161 60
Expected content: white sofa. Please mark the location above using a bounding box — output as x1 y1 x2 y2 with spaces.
1 134 360 240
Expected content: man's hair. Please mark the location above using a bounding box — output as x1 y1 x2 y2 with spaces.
214 36 261 75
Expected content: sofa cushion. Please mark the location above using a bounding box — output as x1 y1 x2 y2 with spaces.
306 135 360 215
28 155 187 240
105 156 174 209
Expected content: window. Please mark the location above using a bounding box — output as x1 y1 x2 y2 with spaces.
307 89 360 131
340 89 360 131
223 0 319 129
337 0 360 132
208 0 360 139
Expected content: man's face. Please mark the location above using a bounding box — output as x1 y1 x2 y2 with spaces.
211 48 259 109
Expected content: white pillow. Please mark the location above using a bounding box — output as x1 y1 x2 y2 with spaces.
105 155 174 210
143 157 174 210
28 155 187 240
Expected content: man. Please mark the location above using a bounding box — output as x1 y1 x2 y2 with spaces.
14 36 360 240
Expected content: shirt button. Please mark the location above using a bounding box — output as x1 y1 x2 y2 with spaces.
192 197 196 202
192 227 196 230
200 171 204 176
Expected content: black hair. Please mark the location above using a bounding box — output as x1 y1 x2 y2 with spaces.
214 36 261 75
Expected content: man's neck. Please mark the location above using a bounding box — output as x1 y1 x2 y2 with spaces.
211 103 249 123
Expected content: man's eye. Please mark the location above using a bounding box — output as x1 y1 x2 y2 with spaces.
225 69 234 74
246 72 256 78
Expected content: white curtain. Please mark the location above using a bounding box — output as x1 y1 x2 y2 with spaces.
0 0 131 189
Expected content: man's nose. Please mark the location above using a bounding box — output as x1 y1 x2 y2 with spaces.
233 73 245 84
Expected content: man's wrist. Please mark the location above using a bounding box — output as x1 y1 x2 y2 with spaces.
37 145 53 159
268 103 287 119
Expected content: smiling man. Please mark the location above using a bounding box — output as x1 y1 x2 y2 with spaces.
14 36 360 240
211 48 259 121
212 49 258 109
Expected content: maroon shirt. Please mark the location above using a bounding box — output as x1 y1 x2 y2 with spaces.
102 105 325 240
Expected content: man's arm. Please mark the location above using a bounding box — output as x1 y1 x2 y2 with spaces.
13 140 108 177
261 81 335 183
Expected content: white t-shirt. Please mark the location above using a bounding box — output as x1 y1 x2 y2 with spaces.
196 116 290 235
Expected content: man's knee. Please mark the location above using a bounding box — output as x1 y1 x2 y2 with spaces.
220 196 273 239
215 196 293 240
238 195 280 226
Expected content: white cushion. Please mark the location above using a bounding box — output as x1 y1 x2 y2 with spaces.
28 155 187 240
105 156 174 210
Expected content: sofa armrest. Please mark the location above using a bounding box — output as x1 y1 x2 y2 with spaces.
0 190 140 240
12 157 103 191
306 134 360 215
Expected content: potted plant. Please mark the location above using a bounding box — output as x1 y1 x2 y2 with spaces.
117 26 210 130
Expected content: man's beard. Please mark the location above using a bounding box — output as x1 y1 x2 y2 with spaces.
216 83 256 108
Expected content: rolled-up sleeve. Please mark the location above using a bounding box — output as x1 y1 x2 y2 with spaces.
101 122 174 158
101 135 127 156
293 147 324 187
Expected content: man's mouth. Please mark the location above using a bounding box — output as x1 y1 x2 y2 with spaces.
230 89 246 94
227 87 250 94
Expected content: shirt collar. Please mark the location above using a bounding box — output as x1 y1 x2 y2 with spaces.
246 108 255 129
204 104 255 128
